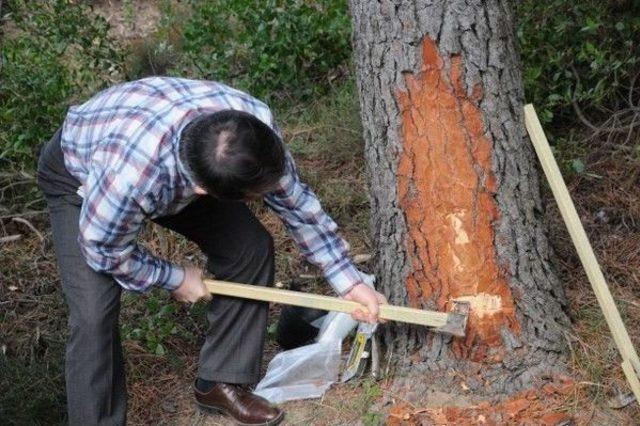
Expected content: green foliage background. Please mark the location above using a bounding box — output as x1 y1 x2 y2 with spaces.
0 0 123 164
176 0 351 100
2 0 639 166
517 0 640 124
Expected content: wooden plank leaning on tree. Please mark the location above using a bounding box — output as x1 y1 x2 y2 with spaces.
524 104 640 404
203 279 469 337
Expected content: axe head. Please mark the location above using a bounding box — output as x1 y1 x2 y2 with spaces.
434 301 470 337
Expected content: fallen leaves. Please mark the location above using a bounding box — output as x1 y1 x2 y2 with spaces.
386 379 576 426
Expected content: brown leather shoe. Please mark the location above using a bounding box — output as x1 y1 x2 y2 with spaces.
194 381 284 426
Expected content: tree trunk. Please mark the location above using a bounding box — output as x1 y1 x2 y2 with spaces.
349 0 571 395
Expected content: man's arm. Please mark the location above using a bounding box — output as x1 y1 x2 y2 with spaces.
264 152 387 323
239 106 385 322
77 150 184 293
264 151 364 296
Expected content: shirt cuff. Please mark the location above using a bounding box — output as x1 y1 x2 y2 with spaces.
324 259 364 296
158 263 185 292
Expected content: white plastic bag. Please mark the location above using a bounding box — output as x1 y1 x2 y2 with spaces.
254 311 356 403
252 340 341 403
254 271 375 403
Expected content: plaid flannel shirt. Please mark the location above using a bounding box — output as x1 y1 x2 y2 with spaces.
60 77 363 295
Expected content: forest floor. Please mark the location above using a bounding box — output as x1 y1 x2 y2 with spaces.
3 82 640 425
2 2 640 425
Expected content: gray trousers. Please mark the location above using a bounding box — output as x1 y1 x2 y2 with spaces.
38 131 274 425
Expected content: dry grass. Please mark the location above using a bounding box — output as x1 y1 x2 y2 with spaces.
3 87 640 424
542 135 640 422
2 48 640 425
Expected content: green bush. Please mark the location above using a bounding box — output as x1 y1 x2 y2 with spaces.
517 0 640 125
0 0 123 165
167 0 352 103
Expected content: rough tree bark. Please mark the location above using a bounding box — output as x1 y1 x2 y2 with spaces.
349 0 571 395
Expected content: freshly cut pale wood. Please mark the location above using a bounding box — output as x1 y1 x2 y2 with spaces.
204 279 448 328
524 104 640 404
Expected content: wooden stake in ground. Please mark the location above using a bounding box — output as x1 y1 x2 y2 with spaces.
524 104 640 405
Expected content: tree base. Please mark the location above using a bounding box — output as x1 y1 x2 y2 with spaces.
383 376 575 425
382 324 568 396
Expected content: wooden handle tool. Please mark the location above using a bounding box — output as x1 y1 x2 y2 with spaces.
204 279 469 337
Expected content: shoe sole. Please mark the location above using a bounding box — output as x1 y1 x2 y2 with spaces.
196 401 285 426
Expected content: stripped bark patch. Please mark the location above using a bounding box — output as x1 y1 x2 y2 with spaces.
395 37 520 355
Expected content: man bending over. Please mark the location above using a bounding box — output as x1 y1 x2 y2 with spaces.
36 77 386 426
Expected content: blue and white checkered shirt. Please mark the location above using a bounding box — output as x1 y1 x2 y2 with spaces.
60 77 363 295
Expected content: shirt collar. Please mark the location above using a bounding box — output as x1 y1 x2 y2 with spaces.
174 117 199 190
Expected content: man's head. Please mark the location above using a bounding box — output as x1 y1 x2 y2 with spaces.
180 110 286 201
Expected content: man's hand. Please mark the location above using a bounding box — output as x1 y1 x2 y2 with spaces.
171 266 212 304
343 283 388 324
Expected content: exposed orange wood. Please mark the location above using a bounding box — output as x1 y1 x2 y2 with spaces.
387 379 575 425
395 37 520 357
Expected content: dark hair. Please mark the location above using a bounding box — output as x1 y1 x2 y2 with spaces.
180 110 286 200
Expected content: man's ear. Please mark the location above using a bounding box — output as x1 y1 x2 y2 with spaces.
194 186 208 195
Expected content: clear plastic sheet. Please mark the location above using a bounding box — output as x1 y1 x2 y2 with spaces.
254 272 375 403
253 339 342 403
